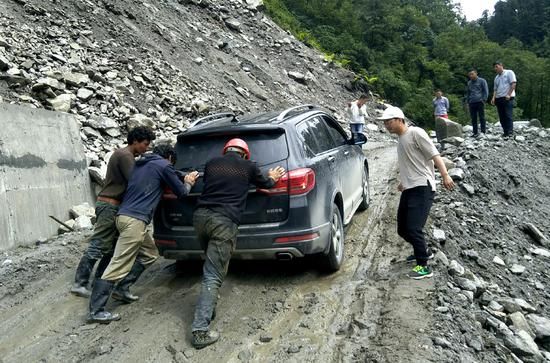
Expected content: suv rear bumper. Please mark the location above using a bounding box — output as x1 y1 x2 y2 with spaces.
155 221 330 261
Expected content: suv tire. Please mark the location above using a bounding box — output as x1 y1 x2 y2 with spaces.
320 203 344 272
358 165 370 211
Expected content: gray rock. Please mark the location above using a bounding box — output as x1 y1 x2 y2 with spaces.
86 116 119 130
529 118 542 127
462 183 475 195
499 298 537 314
225 18 241 32
128 113 156 130
190 100 209 115
74 215 92 230
259 334 272 343
32 77 66 91
530 248 550 257
448 168 465 181
488 300 504 312
433 337 452 348
245 0 264 11
194 57 203 65
441 156 456 171
521 223 549 246
434 250 449 266
70 203 95 219
88 167 105 185
466 334 484 352
527 315 550 339
77 88 94 101
433 228 446 242
514 135 526 142
104 128 121 138
46 93 74 112
287 344 301 353
456 277 478 292
503 330 542 360
0 37 11 48
435 117 463 142
448 260 465 275
509 312 536 338
510 264 526 274
63 72 90 87
288 71 307 84
442 136 465 146
493 256 506 266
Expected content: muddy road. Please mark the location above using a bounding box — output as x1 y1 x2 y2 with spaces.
0 142 439 363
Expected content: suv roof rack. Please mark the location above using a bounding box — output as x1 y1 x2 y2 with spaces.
189 112 237 128
276 104 319 121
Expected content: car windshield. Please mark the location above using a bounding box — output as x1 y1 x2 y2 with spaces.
176 131 289 170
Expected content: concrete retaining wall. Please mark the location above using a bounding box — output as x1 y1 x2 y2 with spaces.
0 103 93 251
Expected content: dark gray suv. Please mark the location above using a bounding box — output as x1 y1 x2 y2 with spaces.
153 105 369 271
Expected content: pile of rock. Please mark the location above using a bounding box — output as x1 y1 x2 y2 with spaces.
426 121 550 362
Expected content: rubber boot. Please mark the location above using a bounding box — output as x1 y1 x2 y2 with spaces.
112 262 146 304
94 254 112 280
70 255 96 298
87 279 121 324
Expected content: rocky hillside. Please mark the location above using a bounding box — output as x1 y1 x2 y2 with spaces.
0 0 367 167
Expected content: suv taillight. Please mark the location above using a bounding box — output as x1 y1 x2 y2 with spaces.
162 186 177 200
258 168 315 196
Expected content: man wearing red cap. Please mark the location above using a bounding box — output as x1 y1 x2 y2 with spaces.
190 138 285 349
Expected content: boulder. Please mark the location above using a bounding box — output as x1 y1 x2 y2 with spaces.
63 72 90 87
527 314 550 340
70 202 95 219
435 117 463 142
46 93 75 112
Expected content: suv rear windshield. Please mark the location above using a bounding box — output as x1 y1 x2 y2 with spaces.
176 131 289 170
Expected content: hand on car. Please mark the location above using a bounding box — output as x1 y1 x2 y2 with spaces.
184 171 200 186
268 166 286 182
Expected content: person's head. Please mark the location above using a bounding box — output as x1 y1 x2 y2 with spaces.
127 126 156 156
435 89 443 98
378 106 406 135
357 94 369 107
493 61 504 74
468 69 478 80
223 138 250 160
152 143 176 164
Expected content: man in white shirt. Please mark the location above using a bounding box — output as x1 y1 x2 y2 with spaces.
348 94 369 135
491 61 517 137
379 106 454 279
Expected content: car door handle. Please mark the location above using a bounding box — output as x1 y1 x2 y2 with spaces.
328 156 335 162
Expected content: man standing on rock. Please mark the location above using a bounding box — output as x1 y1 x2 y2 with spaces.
87 144 199 323
71 126 156 298
190 138 285 349
491 61 517 138
433 90 450 119
466 69 489 137
347 94 369 135
379 107 454 279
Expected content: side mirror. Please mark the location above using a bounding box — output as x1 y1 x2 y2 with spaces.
350 133 367 145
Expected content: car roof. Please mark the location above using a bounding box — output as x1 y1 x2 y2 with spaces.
182 105 325 136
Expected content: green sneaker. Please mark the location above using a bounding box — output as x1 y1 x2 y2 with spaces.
407 265 433 280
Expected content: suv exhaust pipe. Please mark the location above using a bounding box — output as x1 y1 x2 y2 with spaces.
276 252 294 261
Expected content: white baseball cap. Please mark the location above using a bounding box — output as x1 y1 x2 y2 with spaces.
377 106 405 120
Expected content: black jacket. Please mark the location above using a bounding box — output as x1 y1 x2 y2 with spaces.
196 152 275 223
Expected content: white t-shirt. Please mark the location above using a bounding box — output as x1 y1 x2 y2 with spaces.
397 126 440 192
494 69 517 98
348 101 368 124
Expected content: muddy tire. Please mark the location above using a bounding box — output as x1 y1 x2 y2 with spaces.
358 165 370 211
320 204 345 272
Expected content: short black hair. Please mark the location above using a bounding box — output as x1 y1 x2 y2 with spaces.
359 94 369 100
493 61 503 66
152 143 176 162
468 68 478 73
127 126 156 144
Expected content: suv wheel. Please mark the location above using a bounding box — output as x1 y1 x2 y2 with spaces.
320 204 344 272
358 166 370 211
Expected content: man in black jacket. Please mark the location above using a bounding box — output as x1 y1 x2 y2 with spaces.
191 138 285 349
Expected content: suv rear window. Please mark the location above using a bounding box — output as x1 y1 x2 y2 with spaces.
176 131 289 170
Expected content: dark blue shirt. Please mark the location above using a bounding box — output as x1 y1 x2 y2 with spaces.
467 77 489 104
118 153 191 224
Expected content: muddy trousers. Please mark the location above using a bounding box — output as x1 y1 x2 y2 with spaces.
191 208 237 332
495 97 514 135
469 101 486 135
74 201 119 287
397 185 434 266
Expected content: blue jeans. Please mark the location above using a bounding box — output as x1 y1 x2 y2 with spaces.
350 123 364 134
397 185 434 266
495 97 514 135
469 101 486 134
191 208 238 332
